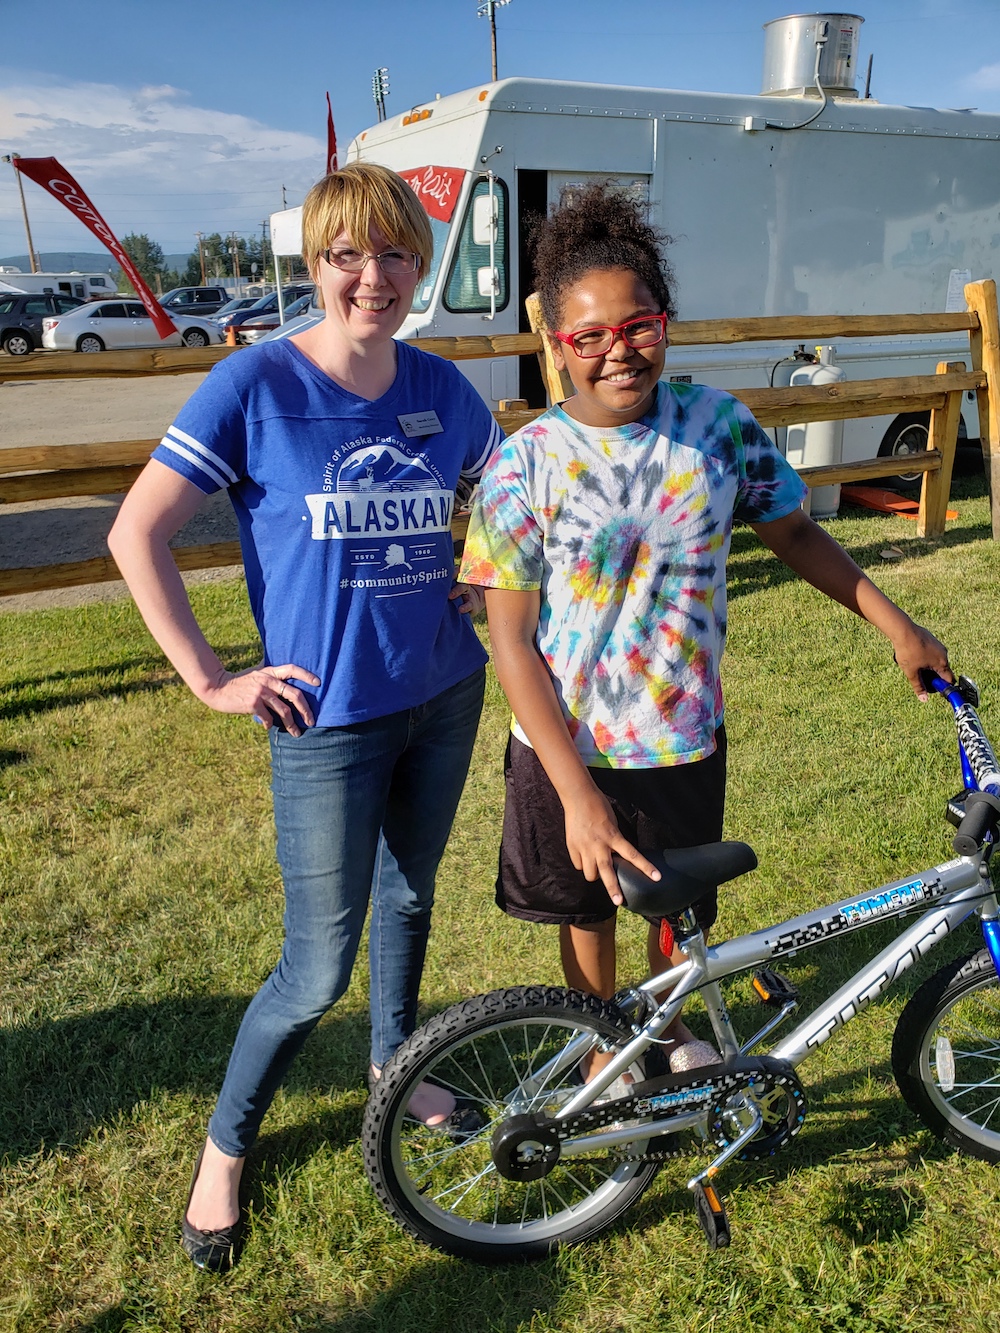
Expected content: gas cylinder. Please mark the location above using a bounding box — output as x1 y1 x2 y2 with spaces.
785 346 845 519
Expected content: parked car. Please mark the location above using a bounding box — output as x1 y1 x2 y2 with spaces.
0 292 85 355
238 292 316 344
211 296 259 323
216 285 314 335
158 286 231 315
258 308 323 343
41 299 225 352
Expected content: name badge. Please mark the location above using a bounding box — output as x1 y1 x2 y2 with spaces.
397 410 443 438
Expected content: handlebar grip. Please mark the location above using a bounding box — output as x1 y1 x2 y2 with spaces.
953 791 1000 856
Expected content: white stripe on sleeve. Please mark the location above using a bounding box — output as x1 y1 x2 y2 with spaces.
165 425 240 485
461 416 503 482
158 437 231 491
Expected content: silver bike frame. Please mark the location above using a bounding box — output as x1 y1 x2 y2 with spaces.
555 849 997 1128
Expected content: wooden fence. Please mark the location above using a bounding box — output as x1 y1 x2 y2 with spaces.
2 280 998 599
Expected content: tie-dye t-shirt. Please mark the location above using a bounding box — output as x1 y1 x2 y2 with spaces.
460 381 807 769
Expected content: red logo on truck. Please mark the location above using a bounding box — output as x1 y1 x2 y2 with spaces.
398 166 465 223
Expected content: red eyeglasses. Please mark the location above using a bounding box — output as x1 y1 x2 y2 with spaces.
552 313 668 359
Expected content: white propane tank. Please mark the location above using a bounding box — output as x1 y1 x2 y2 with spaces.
785 346 846 518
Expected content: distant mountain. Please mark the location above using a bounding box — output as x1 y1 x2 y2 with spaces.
0 249 195 277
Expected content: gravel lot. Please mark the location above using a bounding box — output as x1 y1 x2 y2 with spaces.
1 370 241 613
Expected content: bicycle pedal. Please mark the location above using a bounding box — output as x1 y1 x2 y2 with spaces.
692 1180 730 1249
752 967 798 1007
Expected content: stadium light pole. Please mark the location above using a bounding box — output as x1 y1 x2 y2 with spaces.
372 67 390 123
477 0 511 81
2 153 40 273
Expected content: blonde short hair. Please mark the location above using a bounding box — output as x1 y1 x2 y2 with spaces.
301 162 433 301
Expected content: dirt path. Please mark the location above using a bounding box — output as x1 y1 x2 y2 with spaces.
1 371 242 613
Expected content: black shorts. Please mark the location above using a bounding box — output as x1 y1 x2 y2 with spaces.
496 729 727 928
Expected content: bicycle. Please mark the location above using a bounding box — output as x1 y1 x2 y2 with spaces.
362 673 1000 1261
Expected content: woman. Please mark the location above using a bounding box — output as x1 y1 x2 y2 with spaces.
109 162 501 1271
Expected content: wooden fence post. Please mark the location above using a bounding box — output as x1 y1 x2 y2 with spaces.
965 279 1000 538
525 292 574 406
917 361 964 537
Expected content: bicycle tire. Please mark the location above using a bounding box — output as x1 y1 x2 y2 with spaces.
362 985 663 1261
892 948 1000 1162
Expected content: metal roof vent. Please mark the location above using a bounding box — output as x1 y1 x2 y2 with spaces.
762 13 864 98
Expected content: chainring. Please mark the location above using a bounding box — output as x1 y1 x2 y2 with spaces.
709 1068 807 1160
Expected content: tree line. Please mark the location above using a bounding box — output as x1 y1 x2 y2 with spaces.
118 232 309 293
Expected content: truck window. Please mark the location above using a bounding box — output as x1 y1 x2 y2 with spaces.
443 177 509 314
411 216 450 315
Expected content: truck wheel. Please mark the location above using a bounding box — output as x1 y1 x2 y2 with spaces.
877 412 969 489
877 412 929 488
2 330 33 356
76 334 105 353
182 329 209 348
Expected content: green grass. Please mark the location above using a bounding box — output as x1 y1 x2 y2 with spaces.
3 472 1000 1331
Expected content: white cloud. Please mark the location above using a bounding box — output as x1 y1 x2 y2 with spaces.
0 74 326 254
966 62 1000 92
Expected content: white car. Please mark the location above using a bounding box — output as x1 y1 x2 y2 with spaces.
41 298 224 352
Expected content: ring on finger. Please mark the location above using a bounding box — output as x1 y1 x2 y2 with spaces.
277 682 286 699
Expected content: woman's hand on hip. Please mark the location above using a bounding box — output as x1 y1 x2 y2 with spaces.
200 663 321 737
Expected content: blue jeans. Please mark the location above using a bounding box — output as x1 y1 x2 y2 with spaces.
207 667 485 1158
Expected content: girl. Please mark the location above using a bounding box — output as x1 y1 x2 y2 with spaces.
459 184 951 1076
109 163 499 1271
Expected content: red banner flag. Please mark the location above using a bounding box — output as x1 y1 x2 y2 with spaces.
326 93 338 175
12 156 177 339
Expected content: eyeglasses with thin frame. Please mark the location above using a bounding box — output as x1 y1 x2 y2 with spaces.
323 246 420 275
552 313 668 359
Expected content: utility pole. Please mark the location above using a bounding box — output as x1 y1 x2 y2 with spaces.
261 219 269 286
195 230 206 284
476 0 511 81
2 153 40 273
229 232 241 292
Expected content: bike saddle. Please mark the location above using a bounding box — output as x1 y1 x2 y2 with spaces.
616 841 758 918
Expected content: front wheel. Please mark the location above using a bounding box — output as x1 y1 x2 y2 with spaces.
182 328 209 347
362 986 663 1262
892 948 1000 1162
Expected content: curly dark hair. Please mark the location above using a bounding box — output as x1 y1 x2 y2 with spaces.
531 182 676 330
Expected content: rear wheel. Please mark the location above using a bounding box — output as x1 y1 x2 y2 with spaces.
892 948 1000 1162
76 334 105 353
877 412 968 489
363 986 664 1261
2 329 32 355
182 328 209 348
878 412 929 488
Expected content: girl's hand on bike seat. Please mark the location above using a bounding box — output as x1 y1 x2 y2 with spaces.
563 786 661 906
891 621 953 702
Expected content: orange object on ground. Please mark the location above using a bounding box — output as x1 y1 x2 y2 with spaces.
225 324 237 347
841 485 957 521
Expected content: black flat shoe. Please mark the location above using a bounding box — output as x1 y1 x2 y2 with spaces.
179 1145 246 1273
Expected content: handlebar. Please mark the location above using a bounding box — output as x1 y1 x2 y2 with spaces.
926 673 1000 855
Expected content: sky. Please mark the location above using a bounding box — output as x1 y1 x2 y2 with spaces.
3 0 1000 263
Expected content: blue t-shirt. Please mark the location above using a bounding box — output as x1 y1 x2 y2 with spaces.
153 338 500 725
